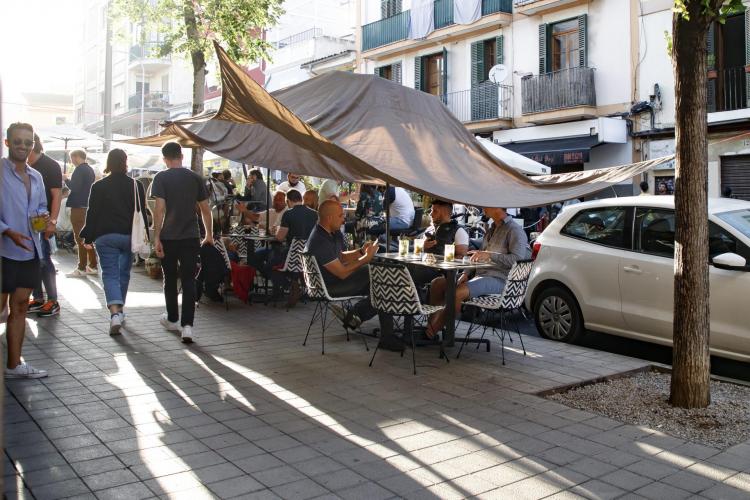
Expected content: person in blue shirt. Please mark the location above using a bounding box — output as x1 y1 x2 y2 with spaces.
1 123 50 378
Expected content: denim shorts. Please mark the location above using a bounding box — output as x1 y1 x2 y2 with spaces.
466 276 506 299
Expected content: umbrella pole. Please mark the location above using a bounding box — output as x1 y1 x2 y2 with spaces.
385 182 390 249
266 167 271 230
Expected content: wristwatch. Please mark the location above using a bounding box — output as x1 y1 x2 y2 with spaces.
49 219 57 225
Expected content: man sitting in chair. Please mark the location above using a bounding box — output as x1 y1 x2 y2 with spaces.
426 207 529 338
411 199 469 286
305 200 379 330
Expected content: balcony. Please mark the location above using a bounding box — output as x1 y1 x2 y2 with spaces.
362 0 512 53
708 67 749 113
128 42 171 72
127 91 170 112
521 66 596 123
513 0 586 16
443 83 512 129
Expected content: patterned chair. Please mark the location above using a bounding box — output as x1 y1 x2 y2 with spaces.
213 238 233 310
301 253 369 355
271 238 307 309
368 261 445 375
458 259 534 365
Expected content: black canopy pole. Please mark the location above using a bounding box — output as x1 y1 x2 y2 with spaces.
265 167 271 231
242 163 248 180
385 182 390 247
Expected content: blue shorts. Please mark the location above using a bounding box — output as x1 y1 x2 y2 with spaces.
466 276 506 299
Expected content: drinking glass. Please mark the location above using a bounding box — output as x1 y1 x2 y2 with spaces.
398 238 409 257
30 211 48 232
258 228 267 237
444 243 455 262
413 238 425 256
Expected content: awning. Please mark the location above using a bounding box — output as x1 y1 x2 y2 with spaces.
123 42 672 207
501 136 601 166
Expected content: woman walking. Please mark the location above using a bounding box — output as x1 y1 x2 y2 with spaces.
80 149 148 334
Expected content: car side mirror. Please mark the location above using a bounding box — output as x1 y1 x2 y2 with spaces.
712 252 749 271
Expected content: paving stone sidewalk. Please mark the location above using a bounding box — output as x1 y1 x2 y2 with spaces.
3 254 750 499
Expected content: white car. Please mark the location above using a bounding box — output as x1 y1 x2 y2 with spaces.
525 196 750 362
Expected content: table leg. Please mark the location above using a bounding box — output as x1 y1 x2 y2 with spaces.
443 269 456 347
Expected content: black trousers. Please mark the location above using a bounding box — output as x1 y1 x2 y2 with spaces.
161 238 200 326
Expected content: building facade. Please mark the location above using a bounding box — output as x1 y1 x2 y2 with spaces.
634 0 750 200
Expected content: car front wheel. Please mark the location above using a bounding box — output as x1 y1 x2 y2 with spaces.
534 286 584 343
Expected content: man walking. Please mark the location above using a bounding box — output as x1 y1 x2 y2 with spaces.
151 142 213 343
66 148 98 277
27 134 63 316
1 123 49 378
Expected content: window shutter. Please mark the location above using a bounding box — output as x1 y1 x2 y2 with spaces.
381 0 387 18
496 35 504 65
707 22 716 112
578 14 587 67
393 61 402 84
442 47 448 98
414 56 423 91
538 24 548 74
381 0 401 18
471 40 483 86
375 66 382 78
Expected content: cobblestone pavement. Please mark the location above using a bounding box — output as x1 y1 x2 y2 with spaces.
3 254 750 499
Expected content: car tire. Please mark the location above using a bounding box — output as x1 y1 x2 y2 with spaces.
533 286 584 343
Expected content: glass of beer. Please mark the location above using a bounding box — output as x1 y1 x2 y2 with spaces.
30 211 48 232
398 238 409 257
414 238 425 256
444 243 455 262
258 227 267 237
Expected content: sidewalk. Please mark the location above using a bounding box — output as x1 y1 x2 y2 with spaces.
3 254 750 499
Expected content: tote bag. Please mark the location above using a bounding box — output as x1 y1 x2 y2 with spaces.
131 180 151 258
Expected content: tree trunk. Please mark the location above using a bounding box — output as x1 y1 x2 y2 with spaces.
670 3 711 408
184 2 205 175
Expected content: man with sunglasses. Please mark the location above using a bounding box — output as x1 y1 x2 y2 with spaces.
1 123 50 378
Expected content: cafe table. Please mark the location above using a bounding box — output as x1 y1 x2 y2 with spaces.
374 252 495 347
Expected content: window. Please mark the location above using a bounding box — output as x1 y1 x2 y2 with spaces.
375 62 402 84
424 53 443 96
551 19 579 71
709 221 750 261
482 39 496 82
471 36 503 85
381 0 401 18
636 209 675 257
538 15 586 74
562 207 628 249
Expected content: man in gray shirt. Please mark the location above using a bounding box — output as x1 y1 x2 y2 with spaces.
426 207 529 338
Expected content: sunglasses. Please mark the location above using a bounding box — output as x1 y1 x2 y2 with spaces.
11 139 34 147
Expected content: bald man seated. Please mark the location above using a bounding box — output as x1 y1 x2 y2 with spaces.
304 200 380 330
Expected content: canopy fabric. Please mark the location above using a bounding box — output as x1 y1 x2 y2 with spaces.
476 137 550 175
125 42 672 207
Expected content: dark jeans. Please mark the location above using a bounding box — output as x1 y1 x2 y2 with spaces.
324 267 393 338
33 237 57 302
161 238 200 327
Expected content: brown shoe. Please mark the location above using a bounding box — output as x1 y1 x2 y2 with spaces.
286 280 302 308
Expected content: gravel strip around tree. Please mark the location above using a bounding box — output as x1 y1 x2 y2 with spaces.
547 371 750 449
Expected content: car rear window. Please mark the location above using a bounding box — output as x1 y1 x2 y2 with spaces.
716 209 750 240
561 207 628 249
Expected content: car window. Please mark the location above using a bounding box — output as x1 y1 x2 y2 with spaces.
636 209 675 257
709 222 750 261
715 209 750 239
561 207 628 249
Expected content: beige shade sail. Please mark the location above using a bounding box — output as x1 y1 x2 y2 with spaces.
125 42 672 206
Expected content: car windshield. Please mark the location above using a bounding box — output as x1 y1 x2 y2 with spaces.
716 209 750 240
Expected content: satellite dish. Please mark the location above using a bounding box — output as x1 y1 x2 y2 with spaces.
488 64 509 84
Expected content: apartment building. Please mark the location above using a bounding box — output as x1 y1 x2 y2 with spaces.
634 0 750 200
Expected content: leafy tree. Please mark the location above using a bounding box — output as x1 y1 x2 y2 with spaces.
669 0 743 408
112 0 283 172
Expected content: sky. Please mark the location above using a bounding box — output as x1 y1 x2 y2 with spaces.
1 0 86 124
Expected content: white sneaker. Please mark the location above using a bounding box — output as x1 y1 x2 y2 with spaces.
160 313 181 332
181 325 194 344
66 268 86 278
5 362 48 379
109 314 122 336
85 266 99 275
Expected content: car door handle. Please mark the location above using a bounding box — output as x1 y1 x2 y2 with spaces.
623 265 642 275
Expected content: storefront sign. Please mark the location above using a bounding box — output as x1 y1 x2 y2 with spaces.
525 150 589 166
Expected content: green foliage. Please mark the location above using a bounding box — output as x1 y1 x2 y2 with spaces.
672 0 744 22
111 0 284 65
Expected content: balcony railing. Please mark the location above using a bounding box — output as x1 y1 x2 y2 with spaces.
129 42 169 61
708 67 749 113
362 0 512 51
128 91 170 111
443 83 513 122
272 27 323 49
521 66 596 115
